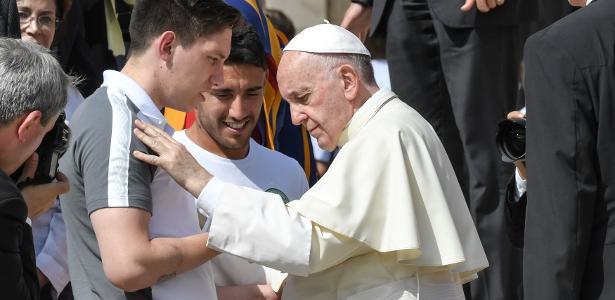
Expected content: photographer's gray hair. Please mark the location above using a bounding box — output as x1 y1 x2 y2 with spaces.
0 38 69 125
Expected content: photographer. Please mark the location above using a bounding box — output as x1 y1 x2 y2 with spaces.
498 109 526 249
0 38 70 299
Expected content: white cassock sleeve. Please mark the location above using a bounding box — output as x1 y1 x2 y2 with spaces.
198 178 372 277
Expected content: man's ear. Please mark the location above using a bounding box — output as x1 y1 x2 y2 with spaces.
158 31 177 63
339 64 359 102
17 111 43 143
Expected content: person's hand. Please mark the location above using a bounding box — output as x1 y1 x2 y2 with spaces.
21 172 69 218
514 160 526 180
18 154 70 218
341 3 372 42
37 269 49 287
461 0 506 13
507 110 525 120
257 284 280 300
507 110 526 180
132 119 212 198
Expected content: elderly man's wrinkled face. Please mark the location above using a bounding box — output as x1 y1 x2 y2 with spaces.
278 52 354 151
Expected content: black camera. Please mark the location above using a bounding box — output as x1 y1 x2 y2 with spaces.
496 118 525 163
12 112 71 186
33 112 71 184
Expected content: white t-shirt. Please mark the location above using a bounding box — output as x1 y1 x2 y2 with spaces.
148 133 216 299
174 130 309 288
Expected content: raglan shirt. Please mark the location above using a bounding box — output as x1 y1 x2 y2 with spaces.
61 70 172 300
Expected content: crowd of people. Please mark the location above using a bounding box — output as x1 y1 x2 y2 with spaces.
0 0 613 299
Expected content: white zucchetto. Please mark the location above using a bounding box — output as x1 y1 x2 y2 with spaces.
284 23 371 57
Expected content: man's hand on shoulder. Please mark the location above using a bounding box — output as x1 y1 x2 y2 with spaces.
132 119 212 198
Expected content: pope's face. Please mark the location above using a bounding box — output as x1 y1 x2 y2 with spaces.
278 52 354 151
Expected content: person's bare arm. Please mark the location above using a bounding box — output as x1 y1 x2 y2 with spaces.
341 3 372 42
90 207 219 292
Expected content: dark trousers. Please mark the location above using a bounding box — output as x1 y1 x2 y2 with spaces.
385 0 523 299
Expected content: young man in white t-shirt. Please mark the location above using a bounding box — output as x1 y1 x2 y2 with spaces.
149 24 308 300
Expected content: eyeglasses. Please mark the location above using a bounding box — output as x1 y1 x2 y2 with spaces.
18 12 60 29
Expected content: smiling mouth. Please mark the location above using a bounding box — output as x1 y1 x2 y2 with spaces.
224 120 248 130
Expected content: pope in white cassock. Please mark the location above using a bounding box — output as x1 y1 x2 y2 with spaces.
132 24 488 300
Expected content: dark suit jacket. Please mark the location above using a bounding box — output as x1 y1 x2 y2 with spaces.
0 170 39 300
0 0 20 38
352 0 538 35
525 1 615 299
56 0 121 97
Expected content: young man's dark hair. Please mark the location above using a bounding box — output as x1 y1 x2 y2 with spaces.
129 0 241 55
227 23 267 70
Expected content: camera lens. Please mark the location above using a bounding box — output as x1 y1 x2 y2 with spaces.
496 119 526 163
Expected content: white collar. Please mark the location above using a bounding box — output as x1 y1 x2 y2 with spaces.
587 0 593 5
337 89 397 147
102 70 173 135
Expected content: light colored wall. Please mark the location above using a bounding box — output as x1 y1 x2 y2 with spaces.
266 0 350 32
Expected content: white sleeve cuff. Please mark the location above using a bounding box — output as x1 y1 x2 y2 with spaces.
26 217 32 226
196 177 225 217
37 252 70 293
513 168 527 202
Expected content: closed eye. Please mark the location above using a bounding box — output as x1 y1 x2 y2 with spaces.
213 92 233 101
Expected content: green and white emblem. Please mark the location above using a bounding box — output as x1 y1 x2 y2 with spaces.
266 188 290 204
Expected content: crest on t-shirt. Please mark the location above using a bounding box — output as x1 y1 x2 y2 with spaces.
266 188 290 204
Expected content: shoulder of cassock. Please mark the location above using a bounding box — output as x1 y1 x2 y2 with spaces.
288 89 488 278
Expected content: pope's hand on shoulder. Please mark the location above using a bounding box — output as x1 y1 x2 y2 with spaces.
132 119 212 198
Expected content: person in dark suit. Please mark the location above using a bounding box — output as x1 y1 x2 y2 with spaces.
524 0 615 299
0 0 20 37
342 0 537 299
502 110 527 250
0 38 71 300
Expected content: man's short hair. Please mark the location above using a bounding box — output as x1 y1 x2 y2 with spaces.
0 38 69 125
226 24 267 70
129 0 241 55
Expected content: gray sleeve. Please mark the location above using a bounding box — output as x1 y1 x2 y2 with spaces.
73 96 154 215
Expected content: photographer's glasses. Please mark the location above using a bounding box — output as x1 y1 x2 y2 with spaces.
19 11 60 30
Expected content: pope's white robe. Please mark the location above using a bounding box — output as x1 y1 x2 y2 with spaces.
204 89 488 299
